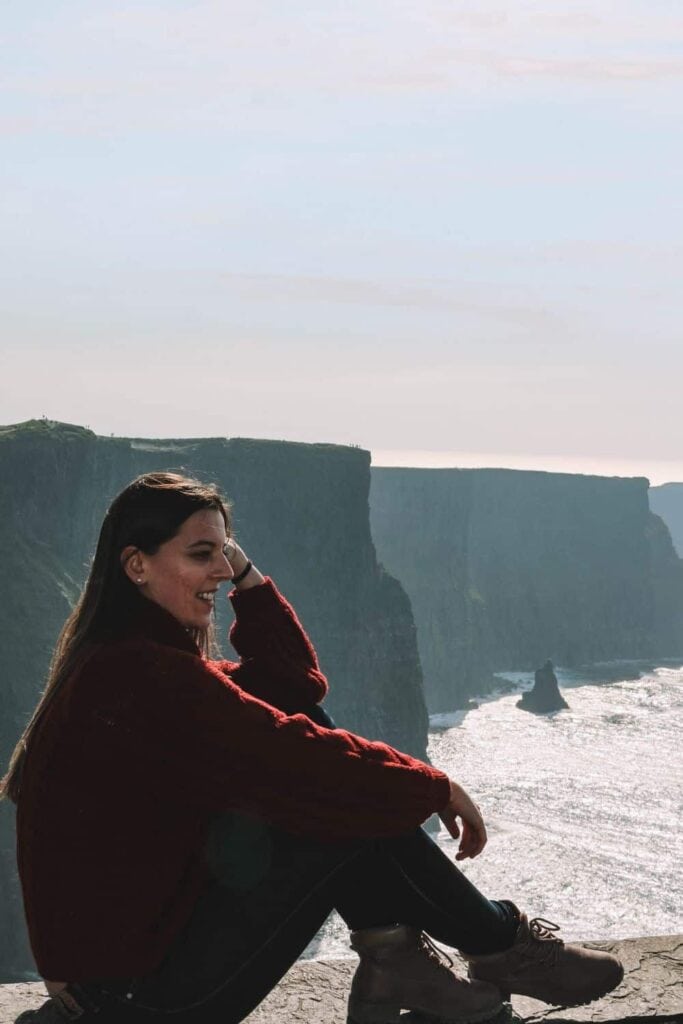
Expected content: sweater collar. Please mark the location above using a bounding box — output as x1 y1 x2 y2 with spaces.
128 597 201 656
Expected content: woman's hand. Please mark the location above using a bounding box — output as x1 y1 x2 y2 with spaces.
226 537 250 578
439 779 487 861
225 538 265 590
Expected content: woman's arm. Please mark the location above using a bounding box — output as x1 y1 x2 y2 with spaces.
213 540 329 711
79 642 449 840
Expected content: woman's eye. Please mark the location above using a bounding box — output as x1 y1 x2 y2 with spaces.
191 551 211 561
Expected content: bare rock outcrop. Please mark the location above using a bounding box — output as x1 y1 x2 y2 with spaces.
517 660 570 714
1 935 680 1024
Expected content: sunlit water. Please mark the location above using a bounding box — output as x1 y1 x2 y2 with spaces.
304 663 683 959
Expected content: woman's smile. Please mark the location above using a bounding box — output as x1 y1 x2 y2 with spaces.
136 509 234 629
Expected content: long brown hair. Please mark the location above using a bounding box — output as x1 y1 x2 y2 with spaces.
1 472 231 805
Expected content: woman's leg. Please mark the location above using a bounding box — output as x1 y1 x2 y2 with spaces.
70 824 514 1023
331 828 518 955
65 704 515 1022
308 705 517 955
70 827 370 1024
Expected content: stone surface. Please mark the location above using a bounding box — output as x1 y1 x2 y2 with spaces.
1 935 680 1023
512 935 683 1022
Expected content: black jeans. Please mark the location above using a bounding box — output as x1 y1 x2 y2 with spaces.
66 709 517 1023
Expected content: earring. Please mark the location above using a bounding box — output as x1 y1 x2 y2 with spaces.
136 578 143 584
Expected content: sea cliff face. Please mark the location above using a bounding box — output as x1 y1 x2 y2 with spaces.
370 467 683 712
650 483 683 558
0 420 428 981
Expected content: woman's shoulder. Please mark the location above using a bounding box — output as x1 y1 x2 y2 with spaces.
73 633 228 700
66 633 195 696
58 636 247 741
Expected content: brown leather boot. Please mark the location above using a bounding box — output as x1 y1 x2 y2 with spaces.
464 913 624 1007
348 924 503 1024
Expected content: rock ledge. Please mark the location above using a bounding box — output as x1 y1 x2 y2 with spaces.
1 935 680 1023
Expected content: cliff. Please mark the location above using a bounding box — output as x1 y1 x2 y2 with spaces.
0 419 429 982
650 483 683 558
370 468 683 713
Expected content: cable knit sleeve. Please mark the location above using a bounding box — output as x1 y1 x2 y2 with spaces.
81 642 450 841
213 578 329 712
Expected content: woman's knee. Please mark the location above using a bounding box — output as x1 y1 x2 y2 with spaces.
303 704 337 729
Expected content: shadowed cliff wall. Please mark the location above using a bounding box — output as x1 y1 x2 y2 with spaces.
0 420 428 981
650 483 683 558
370 467 683 713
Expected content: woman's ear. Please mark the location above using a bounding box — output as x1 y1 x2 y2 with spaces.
121 545 145 585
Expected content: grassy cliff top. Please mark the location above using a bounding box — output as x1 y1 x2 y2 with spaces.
0 419 96 440
0 420 369 461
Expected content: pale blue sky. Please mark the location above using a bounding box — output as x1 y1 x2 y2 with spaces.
2 2 683 481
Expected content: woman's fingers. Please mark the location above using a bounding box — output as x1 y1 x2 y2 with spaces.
440 779 488 861
456 822 474 861
455 819 487 861
226 538 249 577
438 805 460 841
456 828 479 861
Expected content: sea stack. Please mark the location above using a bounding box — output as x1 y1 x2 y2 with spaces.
517 659 569 713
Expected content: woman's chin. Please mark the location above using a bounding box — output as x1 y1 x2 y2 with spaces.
178 610 213 631
192 616 212 631
187 599 215 629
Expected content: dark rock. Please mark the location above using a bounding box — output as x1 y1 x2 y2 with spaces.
646 511 683 656
650 482 683 559
517 660 569 714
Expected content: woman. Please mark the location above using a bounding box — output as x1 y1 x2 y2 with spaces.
2 472 623 1024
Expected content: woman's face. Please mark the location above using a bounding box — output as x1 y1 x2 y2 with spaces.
134 508 234 630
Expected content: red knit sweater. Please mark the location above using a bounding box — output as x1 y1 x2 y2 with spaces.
16 579 449 981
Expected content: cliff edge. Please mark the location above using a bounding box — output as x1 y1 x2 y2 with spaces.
1 935 680 1023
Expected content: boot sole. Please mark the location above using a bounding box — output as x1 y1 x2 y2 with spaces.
403 1008 509 1024
347 1001 402 1024
496 964 625 1008
348 1002 506 1024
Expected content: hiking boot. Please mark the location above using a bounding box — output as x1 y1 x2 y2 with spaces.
464 912 624 1007
14 998 77 1023
14 998 79 1023
348 924 503 1024
14 984 107 1022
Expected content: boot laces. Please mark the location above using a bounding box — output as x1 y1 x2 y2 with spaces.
525 917 563 968
418 932 454 973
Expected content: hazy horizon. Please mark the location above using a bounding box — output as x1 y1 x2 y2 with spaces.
3 3 682 479
5 415 683 487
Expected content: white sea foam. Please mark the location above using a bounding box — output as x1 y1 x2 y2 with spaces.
304 663 683 959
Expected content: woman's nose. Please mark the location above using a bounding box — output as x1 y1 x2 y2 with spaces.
213 554 234 579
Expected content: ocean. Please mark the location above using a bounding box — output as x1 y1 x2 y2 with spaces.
304 662 683 958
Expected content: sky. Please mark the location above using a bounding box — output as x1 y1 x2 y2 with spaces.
2 1 683 483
